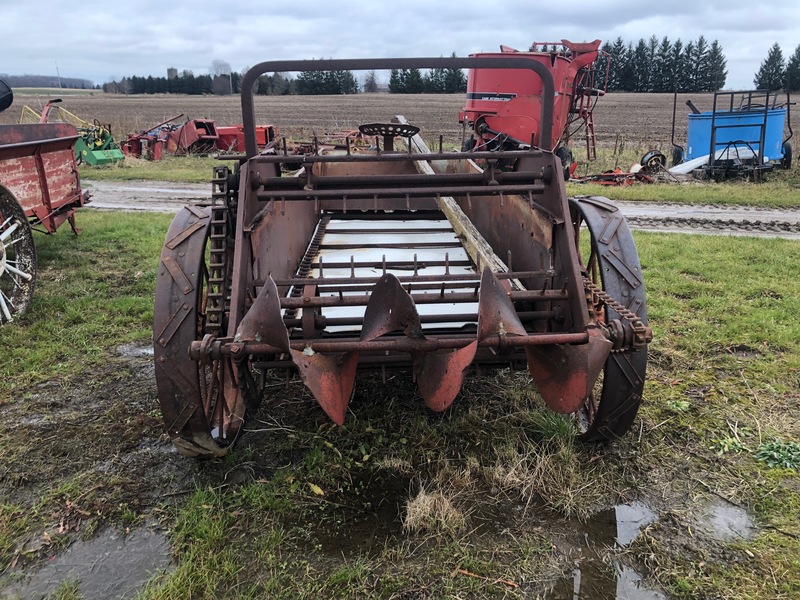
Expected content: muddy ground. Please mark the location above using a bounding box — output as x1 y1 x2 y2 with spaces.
1 338 769 599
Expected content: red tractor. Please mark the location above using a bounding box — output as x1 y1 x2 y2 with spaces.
460 39 608 177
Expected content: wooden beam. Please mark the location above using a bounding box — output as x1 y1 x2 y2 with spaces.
396 116 523 291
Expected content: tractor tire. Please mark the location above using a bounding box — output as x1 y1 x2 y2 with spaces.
782 141 792 170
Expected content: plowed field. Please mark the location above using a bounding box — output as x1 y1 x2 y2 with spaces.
2 91 721 150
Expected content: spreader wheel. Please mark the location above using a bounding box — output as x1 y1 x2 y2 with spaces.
154 206 256 457
569 196 648 441
0 190 36 325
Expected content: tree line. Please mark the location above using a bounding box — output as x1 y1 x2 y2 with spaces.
1 74 96 89
754 43 800 91
98 38 800 97
598 35 728 92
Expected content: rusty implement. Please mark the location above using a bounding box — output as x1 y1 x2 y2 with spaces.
153 57 652 457
1 79 88 325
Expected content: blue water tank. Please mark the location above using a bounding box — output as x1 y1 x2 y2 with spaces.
686 108 786 161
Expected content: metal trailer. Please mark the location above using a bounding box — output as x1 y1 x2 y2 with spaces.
153 57 651 457
670 89 794 179
0 81 88 324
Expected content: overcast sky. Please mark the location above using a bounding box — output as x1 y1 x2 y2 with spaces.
1 0 798 90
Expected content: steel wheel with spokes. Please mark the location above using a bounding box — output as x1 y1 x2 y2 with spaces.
569 196 649 441
0 190 36 325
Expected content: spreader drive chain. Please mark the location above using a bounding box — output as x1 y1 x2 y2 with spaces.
582 276 652 351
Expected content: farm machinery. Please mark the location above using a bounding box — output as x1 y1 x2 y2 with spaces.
19 99 124 166
154 57 651 457
0 81 88 325
121 116 278 160
667 89 793 180
460 40 608 177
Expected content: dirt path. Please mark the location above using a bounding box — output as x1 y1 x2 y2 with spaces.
82 180 210 213
82 180 800 239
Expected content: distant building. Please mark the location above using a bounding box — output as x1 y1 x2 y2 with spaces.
167 68 178 80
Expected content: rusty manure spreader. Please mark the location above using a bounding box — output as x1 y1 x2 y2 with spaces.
154 57 652 457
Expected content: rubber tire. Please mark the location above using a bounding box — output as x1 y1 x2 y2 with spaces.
555 146 574 181
782 141 792 170
671 146 684 167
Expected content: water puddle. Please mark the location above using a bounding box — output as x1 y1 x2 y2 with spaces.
695 498 756 542
116 343 155 359
5 527 171 600
546 501 666 600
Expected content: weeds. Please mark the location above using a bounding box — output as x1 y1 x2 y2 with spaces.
755 439 800 469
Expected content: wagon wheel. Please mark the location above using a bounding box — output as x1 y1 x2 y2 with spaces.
153 205 258 457
0 190 36 325
568 196 648 441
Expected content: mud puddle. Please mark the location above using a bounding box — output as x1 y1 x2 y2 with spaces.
3 527 171 600
695 498 756 543
546 501 665 599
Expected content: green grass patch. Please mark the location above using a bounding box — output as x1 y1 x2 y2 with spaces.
79 155 225 184
0 210 172 398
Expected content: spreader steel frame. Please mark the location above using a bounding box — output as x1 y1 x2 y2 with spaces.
154 57 651 457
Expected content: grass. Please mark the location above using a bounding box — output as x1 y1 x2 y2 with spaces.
568 147 800 207
0 210 172 399
79 155 225 184
2 210 800 598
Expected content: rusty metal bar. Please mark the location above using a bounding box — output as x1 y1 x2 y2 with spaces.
255 171 542 190
194 331 590 359
271 269 550 288
281 309 555 329
240 57 555 158
279 289 567 309
251 148 544 164
256 183 546 201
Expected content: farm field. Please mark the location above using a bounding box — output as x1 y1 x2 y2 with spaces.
1 91 721 153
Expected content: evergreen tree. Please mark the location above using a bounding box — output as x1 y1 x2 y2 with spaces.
783 44 800 92
653 36 672 92
597 42 613 89
754 43 786 90
705 40 727 91
606 37 627 91
388 69 405 93
424 68 446 93
296 70 325 94
630 39 651 92
679 41 695 91
691 35 710 93
443 53 467 93
668 39 684 91
404 68 425 93
333 70 359 94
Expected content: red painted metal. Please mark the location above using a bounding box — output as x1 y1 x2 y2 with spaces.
460 39 608 156
215 125 277 152
0 123 87 233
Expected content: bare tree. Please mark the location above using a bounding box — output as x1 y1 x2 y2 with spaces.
363 70 379 93
210 59 233 95
210 59 232 77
